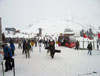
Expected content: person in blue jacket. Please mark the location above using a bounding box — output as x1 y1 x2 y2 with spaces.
3 43 14 72
10 40 15 56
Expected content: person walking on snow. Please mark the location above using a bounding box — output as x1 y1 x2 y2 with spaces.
75 40 80 50
26 40 31 58
9 40 15 56
30 40 35 52
22 40 27 54
49 40 55 59
87 42 92 55
3 44 14 72
39 39 42 53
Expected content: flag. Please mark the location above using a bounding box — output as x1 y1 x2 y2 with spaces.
98 32 100 38
83 33 87 38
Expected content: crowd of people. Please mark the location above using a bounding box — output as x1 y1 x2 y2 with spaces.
18 38 57 59
1 33 95 73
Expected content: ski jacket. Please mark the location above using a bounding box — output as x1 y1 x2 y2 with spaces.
87 44 92 50
3 45 12 58
31 42 35 46
10 43 15 50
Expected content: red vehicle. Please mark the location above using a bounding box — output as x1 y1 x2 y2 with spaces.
58 35 76 48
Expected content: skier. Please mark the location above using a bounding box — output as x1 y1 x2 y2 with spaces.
87 42 92 55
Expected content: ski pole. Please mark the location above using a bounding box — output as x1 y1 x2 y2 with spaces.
78 71 97 76
2 62 4 76
13 66 15 76
12 58 15 76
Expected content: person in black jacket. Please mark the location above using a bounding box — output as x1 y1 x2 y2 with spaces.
49 40 55 59
25 40 31 58
22 40 27 54
87 42 92 55
75 40 80 50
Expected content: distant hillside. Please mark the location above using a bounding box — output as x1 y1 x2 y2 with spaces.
5 17 98 37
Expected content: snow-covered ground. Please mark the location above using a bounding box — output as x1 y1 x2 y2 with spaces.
0 44 100 76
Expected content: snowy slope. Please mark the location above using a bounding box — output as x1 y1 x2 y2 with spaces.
14 16 97 35
4 16 98 38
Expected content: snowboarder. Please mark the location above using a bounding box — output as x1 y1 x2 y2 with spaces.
49 40 55 59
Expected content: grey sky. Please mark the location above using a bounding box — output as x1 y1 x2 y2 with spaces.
0 0 100 32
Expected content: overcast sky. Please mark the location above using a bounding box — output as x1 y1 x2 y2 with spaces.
0 0 100 32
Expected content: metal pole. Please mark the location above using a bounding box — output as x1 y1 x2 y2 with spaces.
93 40 95 50
13 66 15 76
2 62 4 76
13 58 15 76
83 37 84 49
